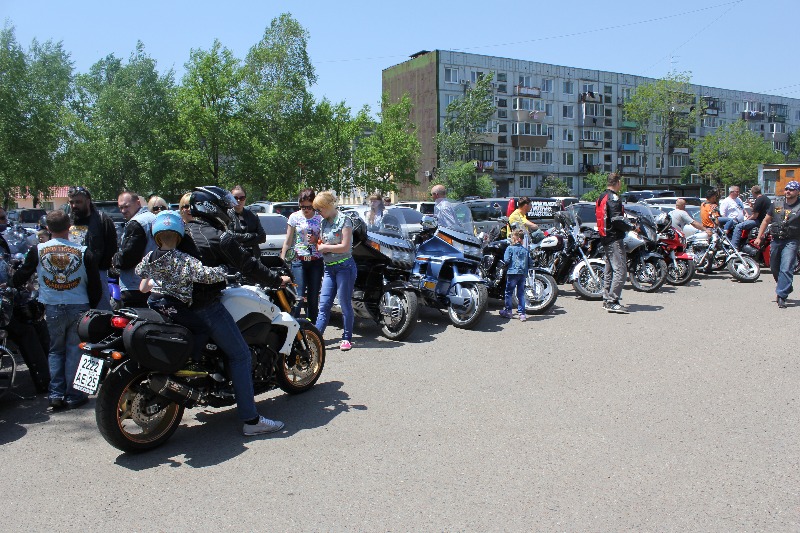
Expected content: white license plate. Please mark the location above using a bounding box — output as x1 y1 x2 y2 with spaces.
73 354 104 395
261 250 280 256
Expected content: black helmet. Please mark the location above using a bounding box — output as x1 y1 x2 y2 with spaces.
190 186 236 229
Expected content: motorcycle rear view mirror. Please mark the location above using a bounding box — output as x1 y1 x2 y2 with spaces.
420 216 437 231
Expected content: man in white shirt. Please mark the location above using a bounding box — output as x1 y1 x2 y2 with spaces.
668 199 710 236
718 185 744 234
430 184 460 231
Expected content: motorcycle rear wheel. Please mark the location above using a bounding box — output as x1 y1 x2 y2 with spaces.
513 272 558 314
447 283 488 329
379 290 418 341
572 263 604 300
96 360 184 453
727 255 760 282
666 258 695 286
277 321 325 394
630 258 667 292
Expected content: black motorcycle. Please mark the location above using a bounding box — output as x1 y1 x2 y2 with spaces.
529 211 606 300
479 223 558 314
348 211 419 340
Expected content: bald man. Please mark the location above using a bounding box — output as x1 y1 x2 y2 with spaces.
669 199 710 236
430 184 460 231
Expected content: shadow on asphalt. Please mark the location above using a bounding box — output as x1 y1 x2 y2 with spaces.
114 380 361 470
623 303 664 312
0 364 51 446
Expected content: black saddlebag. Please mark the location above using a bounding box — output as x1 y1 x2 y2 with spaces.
77 310 116 343
122 320 194 374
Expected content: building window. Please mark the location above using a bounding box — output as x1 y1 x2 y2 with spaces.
542 151 553 164
497 84 507 93
718 101 726 113
519 75 532 87
497 149 508 159
497 109 508 119
774 141 789 152
519 175 533 190
563 152 574 166
621 87 632 101
621 154 637 166
584 103 603 117
582 130 603 141
471 71 485 83
563 81 574 95
444 68 458 83
542 79 553 92
516 146 533 162
497 98 507 108
547 126 554 140
564 177 574 190
701 117 719 128
669 155 690 167
563 128 574 142
498 123 507 133
512 122 547 136
604 85 612 94
582 83 595 94
732 102 740 114
562 105 574 119
497 72 507 83
787 170 795 177
770 123 787 133
446 94 458 106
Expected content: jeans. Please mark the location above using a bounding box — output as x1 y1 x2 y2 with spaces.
769 238 799 299
316 257 357 341
291 258 324 323
121 290 149 308
45 303 89 403
717 217 738 234
194 299 258 421
603 239 627 304
504 273 526 314
97 270 112 311
149 296 208 363
730 219 758 250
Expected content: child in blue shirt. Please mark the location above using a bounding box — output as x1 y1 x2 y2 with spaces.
499 229 530 322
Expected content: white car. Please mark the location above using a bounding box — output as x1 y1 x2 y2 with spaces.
256 213 289 259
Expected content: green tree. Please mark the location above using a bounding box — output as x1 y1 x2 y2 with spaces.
787 130 800 162
435 73 496 199
580 171 627 202
622 72 701 178
537 175 571 197
0 25 73 207
65 43 179 199
692 120 783 189
353 93 421 195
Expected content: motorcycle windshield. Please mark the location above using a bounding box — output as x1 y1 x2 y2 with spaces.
450 202 476 235
3 227 34 258
372 209 409 240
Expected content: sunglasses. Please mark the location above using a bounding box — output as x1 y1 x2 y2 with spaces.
180 205 190 211
785 188 798 191
234 195 246 201
68 186 91 198
152 206 167 212
299 205 314 211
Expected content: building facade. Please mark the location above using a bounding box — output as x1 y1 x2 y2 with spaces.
382 50 800 200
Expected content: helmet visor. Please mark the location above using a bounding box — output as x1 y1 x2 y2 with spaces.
222 192 238 210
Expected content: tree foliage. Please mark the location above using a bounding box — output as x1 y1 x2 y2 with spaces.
692 119 783 188
537 175 571 197
580 171 627 202
623 72 701 177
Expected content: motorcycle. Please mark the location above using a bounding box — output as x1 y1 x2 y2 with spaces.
348 210 419 340
411 204 488 329
686 223 760 282
619 211 668 292
73 265 325 452
739 226 800 275
529 210 606 300
654 213 695 286
479 222 559 314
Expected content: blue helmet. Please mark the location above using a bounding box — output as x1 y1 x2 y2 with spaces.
151 210 184 246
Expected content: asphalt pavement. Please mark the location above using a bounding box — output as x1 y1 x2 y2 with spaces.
2 271 799 532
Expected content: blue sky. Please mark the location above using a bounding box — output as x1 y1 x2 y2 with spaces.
2 0 798 113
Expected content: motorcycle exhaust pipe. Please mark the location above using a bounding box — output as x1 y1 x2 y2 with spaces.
149 374 204 405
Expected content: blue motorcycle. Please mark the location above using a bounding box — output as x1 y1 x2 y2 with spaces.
411 203 488 329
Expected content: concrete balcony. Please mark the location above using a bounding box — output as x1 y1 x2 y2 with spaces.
581 116 605 128
619 120 639 129
703 108 719 116
770 132 789 142
511 134 548 148
579 164 598 174
512 109 544 122
742 111 765 121
618 143 640 151
476 132 499 144
619 165 640 175
579 139 603 150
670 146 690 154
514 85 541 97
580 92 602 103
768 114 786 123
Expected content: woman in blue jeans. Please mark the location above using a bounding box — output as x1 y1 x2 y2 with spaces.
312 191 357 351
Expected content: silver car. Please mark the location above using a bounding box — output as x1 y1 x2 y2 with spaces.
256 213 289 259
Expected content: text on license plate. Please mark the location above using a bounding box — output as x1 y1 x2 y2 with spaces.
261 250 280 256
72 354 104 395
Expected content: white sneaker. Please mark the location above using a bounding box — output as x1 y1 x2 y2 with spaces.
243 416 285 436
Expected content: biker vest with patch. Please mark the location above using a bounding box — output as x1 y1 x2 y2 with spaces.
36 238 90 305
769 198 800 240
119 208 157 292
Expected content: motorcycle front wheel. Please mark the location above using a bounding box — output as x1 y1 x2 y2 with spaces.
379 290 418 341
727 254 760 282
96 360 184 453
513 272 558 314
447 283 488 329
666 258 695 286
630 258 667 292
572 262 604 300
277 320 325 394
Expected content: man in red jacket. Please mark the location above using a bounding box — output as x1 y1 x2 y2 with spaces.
596 172 633 314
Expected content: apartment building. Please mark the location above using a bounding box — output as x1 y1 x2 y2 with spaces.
382 50 800 200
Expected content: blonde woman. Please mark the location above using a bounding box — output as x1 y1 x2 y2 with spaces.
313 191 356 351
148 195 169 213
178 193 193 223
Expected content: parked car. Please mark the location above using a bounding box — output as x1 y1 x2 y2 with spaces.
62 200 125 223
11 208 47 229
551 196 580 210
644 196 702 207
462 199 505 236
566 202 599 230
256 213 289 260
395 201 436 215
247 201 299 218
620 190 675 203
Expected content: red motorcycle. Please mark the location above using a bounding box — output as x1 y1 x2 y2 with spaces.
740 226 800 275
656 213 695 285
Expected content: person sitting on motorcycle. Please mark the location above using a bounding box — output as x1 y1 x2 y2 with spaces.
135 211 228 373
669 199 711 237
700 189 721 231
178 186 291 437
731 185 771 251
718 185 745 236
507 197 544 245
430 184 460 231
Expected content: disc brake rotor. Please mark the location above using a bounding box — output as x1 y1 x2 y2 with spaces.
129 390 168 432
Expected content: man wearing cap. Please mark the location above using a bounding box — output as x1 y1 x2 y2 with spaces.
731 185 771 250
67 186 118 310
754 180 800 308
113 191 157 307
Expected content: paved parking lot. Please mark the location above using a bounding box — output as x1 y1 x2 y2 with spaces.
2 272 799 531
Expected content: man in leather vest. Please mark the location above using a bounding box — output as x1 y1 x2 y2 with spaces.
754 180 800 308
12 210 101 412
113 192 156 307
